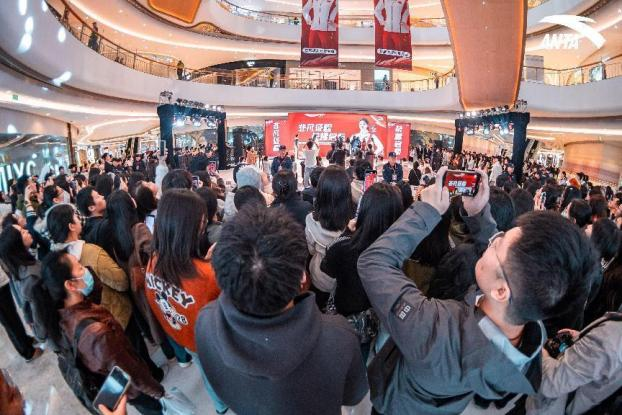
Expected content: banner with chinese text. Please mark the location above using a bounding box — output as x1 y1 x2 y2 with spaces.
301 0 339 67
264 120 291 157
287 113 388 157
387 122 411 159
374 0 412 69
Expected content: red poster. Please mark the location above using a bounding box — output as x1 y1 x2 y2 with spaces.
374 0 412 69
264 120 291 157
387 122 410 159
288 113 388 157
301 0 339 67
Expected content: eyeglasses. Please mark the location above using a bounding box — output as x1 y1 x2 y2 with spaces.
488 231 512 304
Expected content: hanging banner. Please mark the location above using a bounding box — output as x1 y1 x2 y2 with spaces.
387 122 411 159
374 0 412 69
301 0 339 67
264 120 291 157
288 113 388 157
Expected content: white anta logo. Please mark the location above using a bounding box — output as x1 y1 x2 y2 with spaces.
539 15 605 50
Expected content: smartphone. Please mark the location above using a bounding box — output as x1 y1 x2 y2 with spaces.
442 170 481 197
207 161 218 176
364 169 377 191
159 140 166 157
192 175 200 188
92 366 131 414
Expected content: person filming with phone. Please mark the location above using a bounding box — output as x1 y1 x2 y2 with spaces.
359 166 597 414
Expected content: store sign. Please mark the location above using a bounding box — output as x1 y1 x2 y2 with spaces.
539 15 605 50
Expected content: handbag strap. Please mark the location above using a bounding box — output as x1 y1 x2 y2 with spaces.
72 318 98 362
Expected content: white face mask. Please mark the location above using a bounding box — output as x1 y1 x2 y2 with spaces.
62 191 71 204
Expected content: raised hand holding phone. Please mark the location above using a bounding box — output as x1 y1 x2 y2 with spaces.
462 168 490 216
98 395 127 415
421 166 450 215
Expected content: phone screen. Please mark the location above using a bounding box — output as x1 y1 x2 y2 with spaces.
160 140 166 157
443 170 481 197
208 161 218 176
192 175 200 188
364 169 377 191
93 366 130 413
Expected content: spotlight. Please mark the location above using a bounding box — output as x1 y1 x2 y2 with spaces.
174 118 184 127
501 127 509 135
483 125 490 135
193 118 202 127
459 113 464 119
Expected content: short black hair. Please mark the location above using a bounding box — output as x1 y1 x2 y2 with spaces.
95 174 114 199
591 218 621 261
505 211 597 325
354 160 372 181
509 188 534 218
569 199 592 228
309 166 324 188
47 204 76 243
161 169 192 192
272 170 297 202
76 186 96 217
213 204 307 315
234 186 266 211
313 165 353 231
489 187 516 232
589 194 609 219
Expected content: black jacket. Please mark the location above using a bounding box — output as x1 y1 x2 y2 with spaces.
195 293 368 415
321 235 370 316
270 197 313 227
408 168 422 186
382 162 403 183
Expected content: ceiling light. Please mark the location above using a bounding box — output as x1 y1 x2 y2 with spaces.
7 124 17 134
57 27 66 43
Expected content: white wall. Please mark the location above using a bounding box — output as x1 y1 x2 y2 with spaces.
0 107 68 136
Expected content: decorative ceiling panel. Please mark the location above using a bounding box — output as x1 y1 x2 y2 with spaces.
147 0 202 23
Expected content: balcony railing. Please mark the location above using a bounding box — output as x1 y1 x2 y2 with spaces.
522 54 622 86
47 0 618 93
214 0 447 27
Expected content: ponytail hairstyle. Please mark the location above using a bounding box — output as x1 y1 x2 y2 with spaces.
33 249 74 350
271 170 297 203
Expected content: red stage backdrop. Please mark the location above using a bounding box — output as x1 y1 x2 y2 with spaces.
287 113 388 157
387 122 410 159
264 120 291 157
374 0 412 69
301 0 339 67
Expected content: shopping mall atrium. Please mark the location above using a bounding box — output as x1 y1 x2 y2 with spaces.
0 0 621 414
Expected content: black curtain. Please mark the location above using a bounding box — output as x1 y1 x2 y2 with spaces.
453 119 464 153
157 104 175 161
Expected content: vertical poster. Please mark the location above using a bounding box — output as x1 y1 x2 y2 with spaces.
301 0 339 67
264 120 291 157
387 122 411 159
374 0 412 69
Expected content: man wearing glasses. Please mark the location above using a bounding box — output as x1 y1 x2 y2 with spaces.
359 166 596 414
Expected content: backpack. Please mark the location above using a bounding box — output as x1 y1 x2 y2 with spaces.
56 318 105 414
367 338 401 412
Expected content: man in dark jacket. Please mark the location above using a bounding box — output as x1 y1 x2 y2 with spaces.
330 142 347 167
270 145 293 175
196 206 368 415
496 162 517 188
359 166 596 415
382 152 403 184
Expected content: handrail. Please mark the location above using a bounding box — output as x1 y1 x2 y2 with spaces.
214 0 447 27
46 0 618 91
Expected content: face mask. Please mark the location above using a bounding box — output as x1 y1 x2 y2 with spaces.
79 268 95 297
62 191 71 204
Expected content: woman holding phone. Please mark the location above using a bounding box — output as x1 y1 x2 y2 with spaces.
31 250 165 415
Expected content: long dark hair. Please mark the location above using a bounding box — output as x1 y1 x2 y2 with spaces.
106 190 139 263
313 165 353 231
152 189 207 286
196 187 218 224
0 225 36 276
350 183 404 253
135 185 158 222
32 250 74 349
272 170 297 203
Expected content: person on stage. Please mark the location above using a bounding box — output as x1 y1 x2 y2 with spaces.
349 119 384 158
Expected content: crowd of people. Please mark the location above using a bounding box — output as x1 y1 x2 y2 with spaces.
0 140 621 415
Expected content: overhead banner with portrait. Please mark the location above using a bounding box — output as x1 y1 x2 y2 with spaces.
301 0 339 67
287 113 389 157
374 0 412 69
